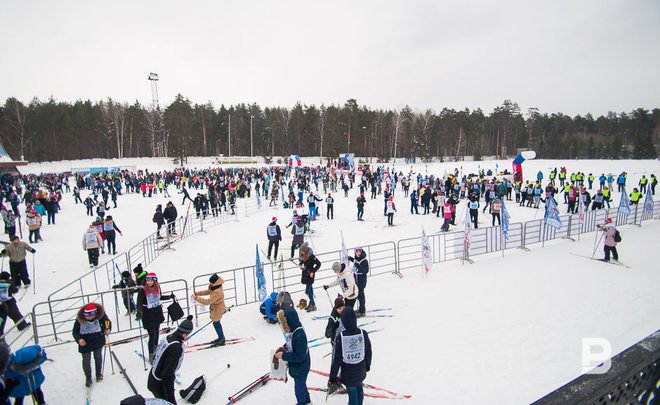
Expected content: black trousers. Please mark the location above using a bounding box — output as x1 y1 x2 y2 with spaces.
9 260 30 286
604 245 618 261
13 388 45 405
148 373 177 404
82 347 103 380
106 231 117 254
6 298 29 330
267 241 279 259
87 248 100 266
327 205 334 219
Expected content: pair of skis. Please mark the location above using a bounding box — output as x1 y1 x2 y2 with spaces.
306 320 377 345
109 326 174 347
569 252 630 268
184 337 256 353
309 369 412 400
311 307 393 320
309 328 384 349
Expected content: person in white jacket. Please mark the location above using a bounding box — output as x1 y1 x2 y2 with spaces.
323 262 358 309
82 226 104 268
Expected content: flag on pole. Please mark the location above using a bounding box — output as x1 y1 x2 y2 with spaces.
340 231 350 269
544 196 562 230
255 244 267 301
578 193 586 223
501 198 511 240
618 187 631 215
421 229 433 275
644 185 654 215
464 205 471 249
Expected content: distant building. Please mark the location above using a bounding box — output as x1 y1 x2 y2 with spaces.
0 144 28 175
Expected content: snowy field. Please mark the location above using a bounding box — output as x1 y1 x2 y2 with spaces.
10 157 660 404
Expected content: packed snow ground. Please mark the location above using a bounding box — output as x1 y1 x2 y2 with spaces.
11 158 660 404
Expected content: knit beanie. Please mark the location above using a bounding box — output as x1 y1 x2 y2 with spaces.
177 315 194 334
84 303 97 316
209 274 220 284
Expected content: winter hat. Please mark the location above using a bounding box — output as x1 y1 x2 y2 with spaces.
606 218 613 223
10 235 19 242
332 262 342 273
177 315 194 334
95 216 102 222
276 291 293 308
84 303 98 317
133 263 143 274
209 273 220 284
121 271 131 278
146 272 158 281
0 272 10 281
272 217 277 222
334 296 345 310
107 215 113 220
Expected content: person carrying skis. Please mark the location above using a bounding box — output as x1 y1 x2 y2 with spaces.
298 243 320 312
72 302 111 387
260 292 280 324
136 272 174 362
82 225 103 268
192 273 226 346
148 316 194 405
112 271 137 315
327 307 372 404
596 218 619 263
266 217 282 260
274 308 311 405
348 247 369 317
323 262 358 309
1 236 36 288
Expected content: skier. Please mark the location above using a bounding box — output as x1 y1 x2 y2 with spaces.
596 218 619 262
273 308 311 405
136 272 175 362
290 216 306 259
491 196 502 226
192 273 226 346
82 225 103 268
468 193 479 229
153 205 165 239
356 192 366 221
72 303 111 387
111 271 137 315
1 236 36 288
307 192 322 220
147 316 194 404
102 215 123 255
327 307 372 403
266 217 282 260
259 292 280 324
163 201 178 236
386 195 397 226
0 272 31 331
325 193 335 220
323 262 358 309
324 296 345 346
348 247 369 317
25 210 43 244
298 243 320 312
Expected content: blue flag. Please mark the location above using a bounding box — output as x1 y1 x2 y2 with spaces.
544 196 562 230
618 187 631 215
644 185 654 215
501 198 510 240
255 244 267 301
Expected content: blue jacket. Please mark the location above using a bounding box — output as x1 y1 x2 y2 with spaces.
4 345 47 398
281 308 310 379
260 292 279 321
350 250 369 288
329 308 371 387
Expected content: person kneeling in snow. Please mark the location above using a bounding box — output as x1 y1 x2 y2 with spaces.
148 316 194 405
328 307 372 404
260 292 280 324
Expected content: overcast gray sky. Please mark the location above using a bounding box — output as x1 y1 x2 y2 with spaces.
1 0 659 116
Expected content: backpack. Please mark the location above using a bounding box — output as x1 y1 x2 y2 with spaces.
613 230 622 243
179 375 206 403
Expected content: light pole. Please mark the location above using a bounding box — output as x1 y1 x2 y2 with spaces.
362 126 367 160
228 114 232 157
250 115 254 158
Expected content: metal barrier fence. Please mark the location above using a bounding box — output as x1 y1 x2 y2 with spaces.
191 241 398 324
31 279 190 346
11 197 660 346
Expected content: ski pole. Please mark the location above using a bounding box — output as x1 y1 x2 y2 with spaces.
137 319 147 371
324 288 333 307
105 323 115 375
31 252 36 295
591 229 605 259
184 320 213 342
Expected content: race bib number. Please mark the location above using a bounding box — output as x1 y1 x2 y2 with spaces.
79 320 101 335
146 292 161 309
86 233 98 244
341 331 365 365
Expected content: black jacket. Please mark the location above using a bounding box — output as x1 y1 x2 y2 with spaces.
150 332 184 382
330 308 371 387
349 251 369 288
163 205 178 222
72 303 111 353
300 254 321 285
324 307 342 343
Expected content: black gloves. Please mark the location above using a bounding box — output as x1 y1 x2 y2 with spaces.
323 285 328 290
348 256 354 262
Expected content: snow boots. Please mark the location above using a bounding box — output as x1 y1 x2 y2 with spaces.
305 304 317 312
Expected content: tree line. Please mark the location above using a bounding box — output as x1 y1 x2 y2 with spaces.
0 96 657 163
